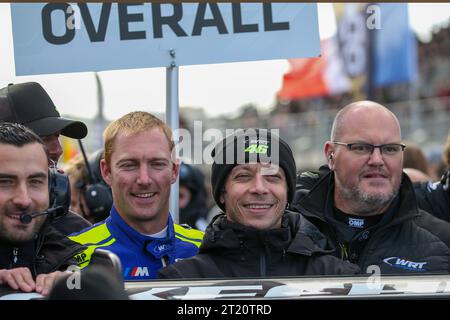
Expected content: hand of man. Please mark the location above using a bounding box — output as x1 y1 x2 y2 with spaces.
0 268 36 292
35 271 67 296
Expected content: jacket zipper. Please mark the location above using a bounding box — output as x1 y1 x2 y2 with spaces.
260 244 267 277
161 256 169 267
340 243 349 260
12 247 19 265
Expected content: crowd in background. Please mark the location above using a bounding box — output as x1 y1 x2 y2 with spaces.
180 21 450 183
0 14 449 300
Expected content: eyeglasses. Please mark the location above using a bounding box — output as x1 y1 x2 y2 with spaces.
332 142 406 156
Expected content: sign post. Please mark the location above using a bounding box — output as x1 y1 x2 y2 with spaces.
166 49 180 222
10 3 321 223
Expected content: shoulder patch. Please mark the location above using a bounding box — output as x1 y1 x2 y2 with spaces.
174 224 204 248
69 223 111 245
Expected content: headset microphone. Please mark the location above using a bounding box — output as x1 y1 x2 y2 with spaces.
78 140 95 186
20 206 66 224
78 141 112 222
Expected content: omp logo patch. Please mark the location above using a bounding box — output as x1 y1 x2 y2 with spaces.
383 257 427 271
73 252 87 264
124 266 150 277
348 218 364 228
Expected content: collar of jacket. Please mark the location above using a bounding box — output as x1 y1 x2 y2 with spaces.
107 205 176 259
0 238 35 271
284 210 336 256
200 211 334 257
0 222 85 276
295 169 420 226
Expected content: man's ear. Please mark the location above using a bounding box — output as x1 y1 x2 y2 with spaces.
171 160 179 184
100 159 112 187
324 141 335 170
219 190 226 208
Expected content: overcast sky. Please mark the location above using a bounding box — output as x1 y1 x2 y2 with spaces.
1 3 449 120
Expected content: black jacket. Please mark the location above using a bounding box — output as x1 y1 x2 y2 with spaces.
414 169 450 222
292 168 450 274
0 221 85 277
51 210 92 236
158 211 360 279
295 166 450 225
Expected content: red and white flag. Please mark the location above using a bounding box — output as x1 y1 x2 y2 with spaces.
277 36 351 100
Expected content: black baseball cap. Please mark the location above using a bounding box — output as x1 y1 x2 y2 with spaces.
0 82 88 139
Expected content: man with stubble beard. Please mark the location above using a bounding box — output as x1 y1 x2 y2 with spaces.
159 129 359 279
0 122 84 296
0 82 91 235
292 101 450 274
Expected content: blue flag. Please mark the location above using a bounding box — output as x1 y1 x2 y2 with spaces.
372 3 418 86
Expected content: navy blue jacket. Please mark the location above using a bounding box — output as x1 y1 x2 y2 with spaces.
69 206 204 280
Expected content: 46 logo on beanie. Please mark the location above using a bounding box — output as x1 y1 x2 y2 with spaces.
244 144 268 154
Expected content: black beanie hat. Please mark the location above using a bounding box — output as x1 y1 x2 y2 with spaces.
211 128 296 211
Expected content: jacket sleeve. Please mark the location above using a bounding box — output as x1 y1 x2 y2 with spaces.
414 210 450 248
311 255 361 276
336 259 361 275
51 211 92 235
293 165 330 205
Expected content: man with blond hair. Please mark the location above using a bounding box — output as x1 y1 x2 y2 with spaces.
69 111 203 280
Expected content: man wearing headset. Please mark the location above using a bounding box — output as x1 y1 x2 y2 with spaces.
0 82 91 234
64 150 112 224
0 122 85 296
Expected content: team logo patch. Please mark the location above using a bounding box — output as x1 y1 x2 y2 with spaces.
348 218 364 229
145 241 173 258
124 266 150 278
383 257 427 272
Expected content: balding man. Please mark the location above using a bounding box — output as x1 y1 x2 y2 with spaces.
292 101 450 274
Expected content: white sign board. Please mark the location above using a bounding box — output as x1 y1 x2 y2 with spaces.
11 3 320 75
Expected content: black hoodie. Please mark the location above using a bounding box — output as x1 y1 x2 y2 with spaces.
158 211 360 279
